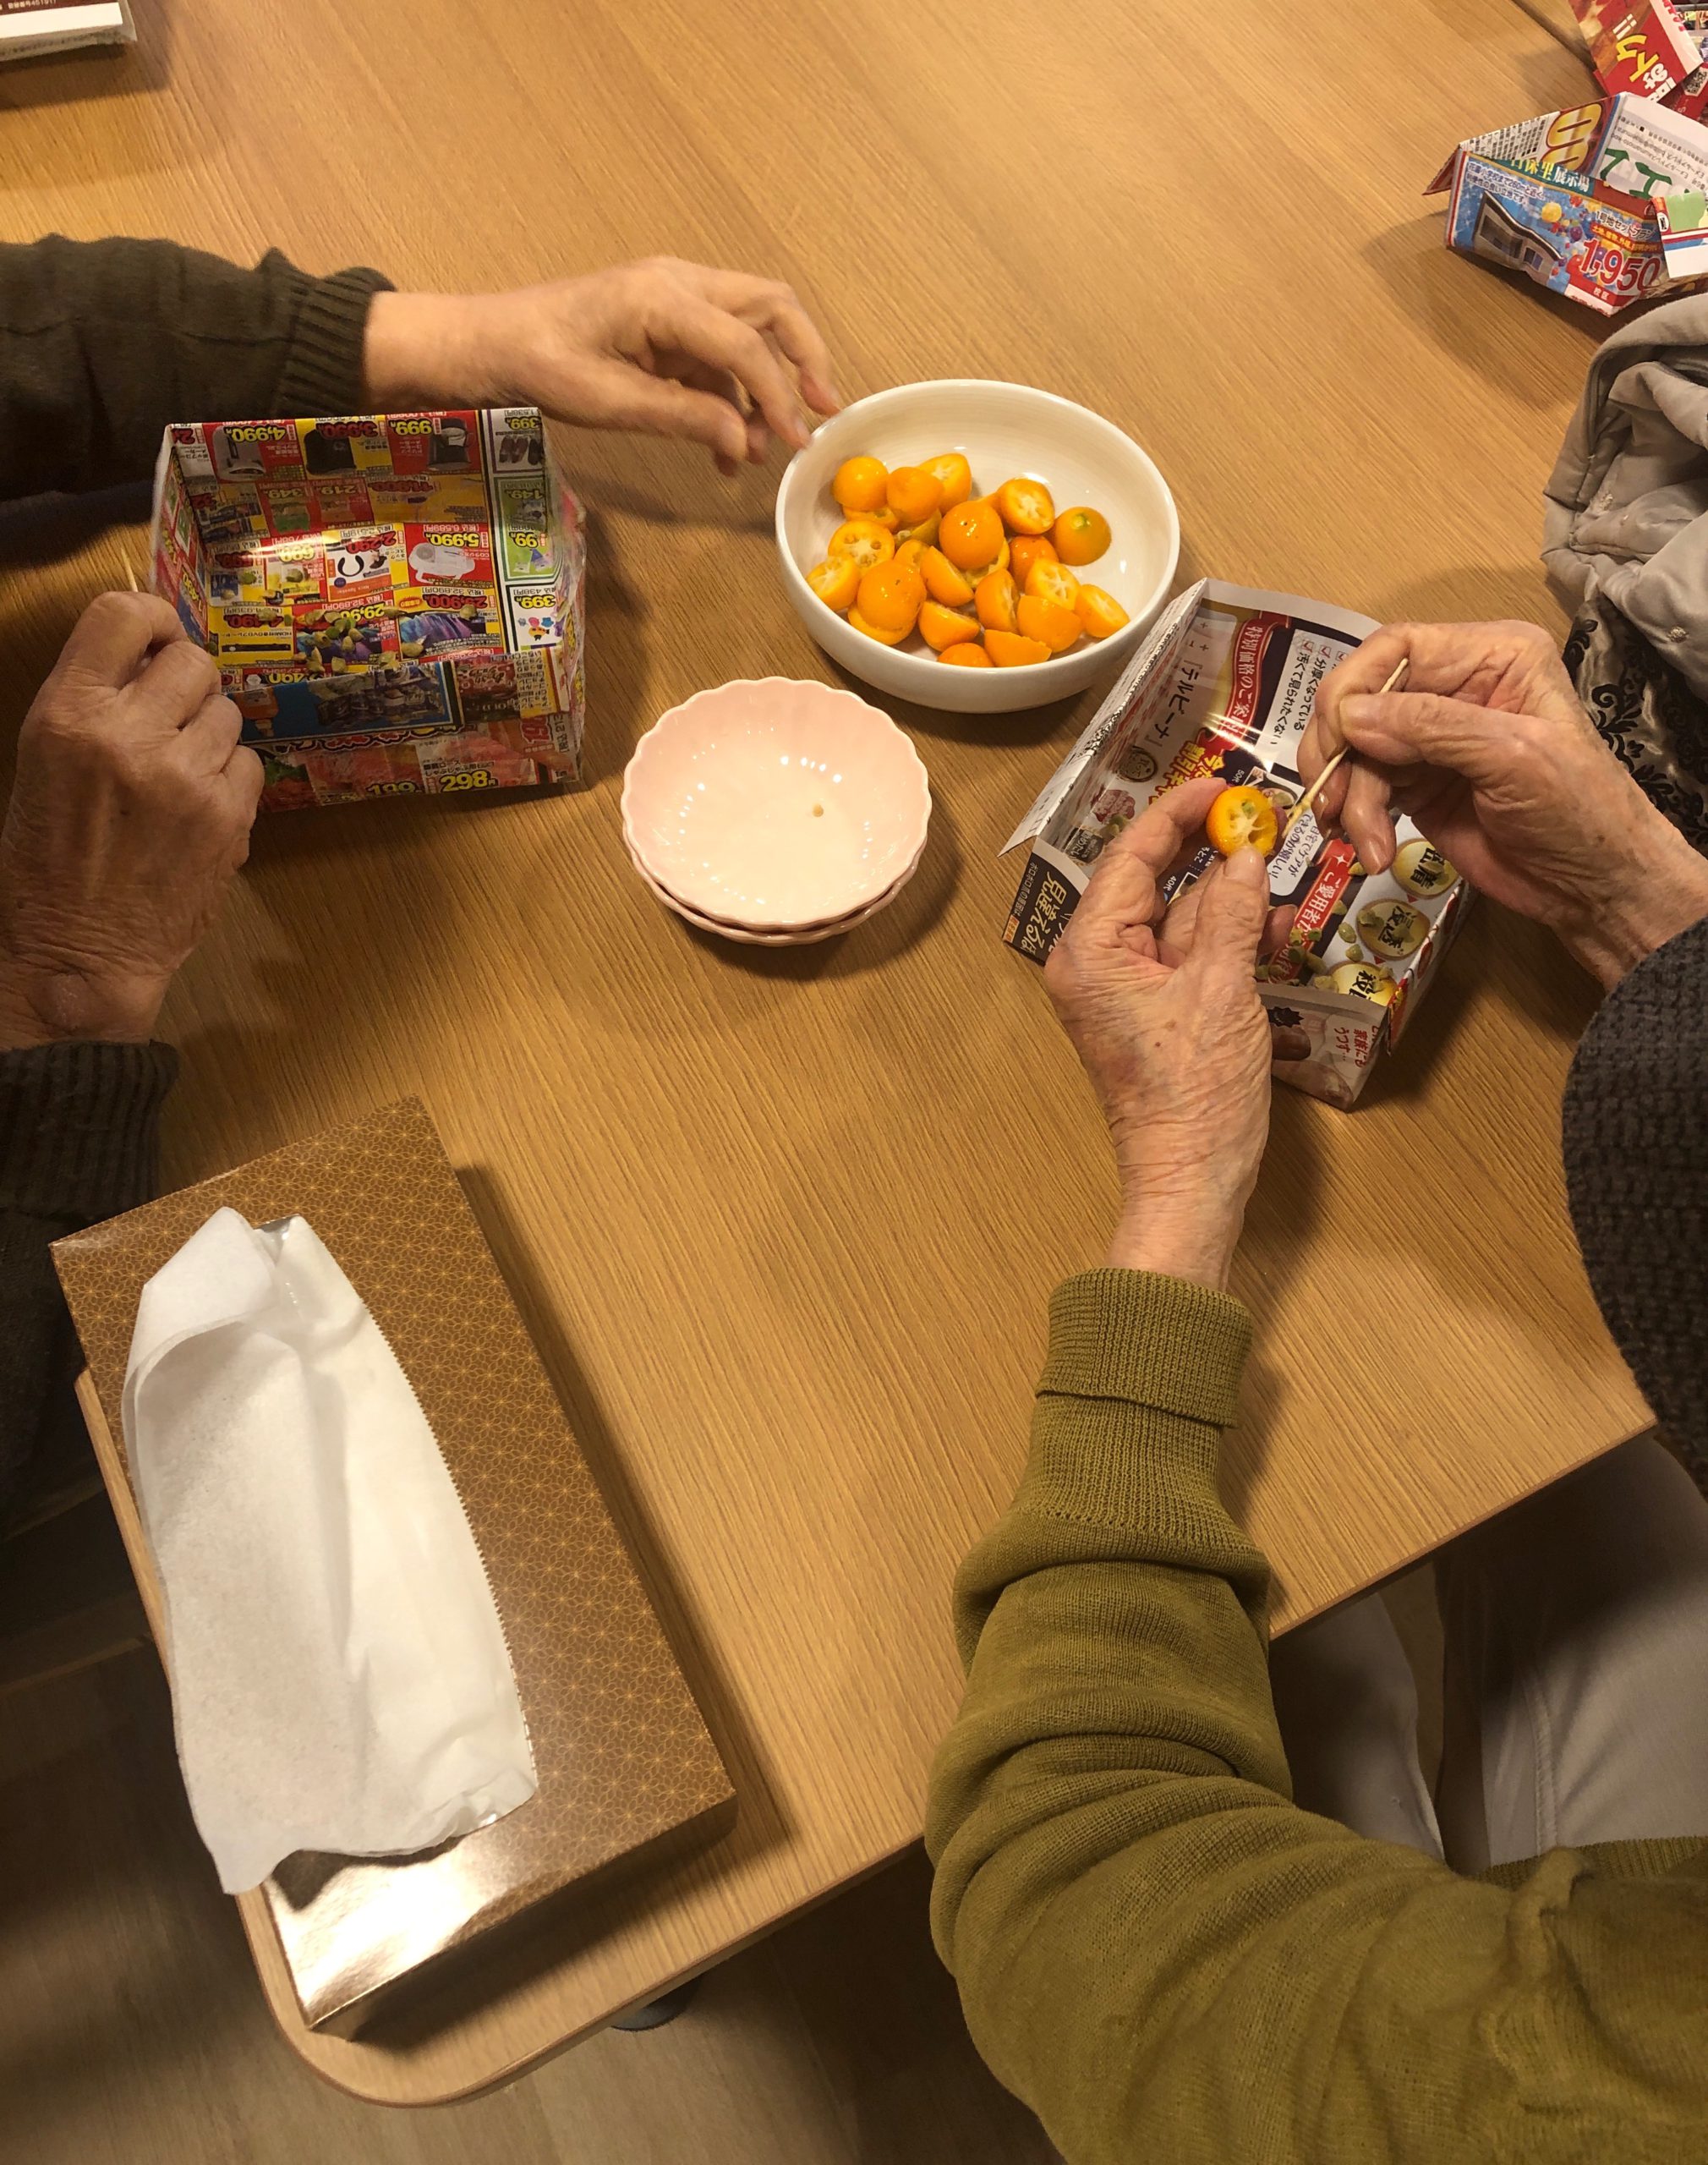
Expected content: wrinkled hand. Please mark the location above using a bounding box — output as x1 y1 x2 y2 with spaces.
0 593 262 1047
365 256 840 474
1046 776 1278 1289
1303 621 1708 988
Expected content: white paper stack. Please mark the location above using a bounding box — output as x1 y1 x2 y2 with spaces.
0 1 134 60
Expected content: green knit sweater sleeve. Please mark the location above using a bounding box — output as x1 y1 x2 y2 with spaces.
0 235 389 498
926 1269 1708 2164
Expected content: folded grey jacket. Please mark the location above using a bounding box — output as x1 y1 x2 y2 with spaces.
1544 293 1708 696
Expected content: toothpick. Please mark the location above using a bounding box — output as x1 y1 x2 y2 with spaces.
121 549 140 593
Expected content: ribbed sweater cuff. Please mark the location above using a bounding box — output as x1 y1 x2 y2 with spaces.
1009 1271 1259 1561
0 1040 177 1220
1040 1269 1253 1426
267 254 392 419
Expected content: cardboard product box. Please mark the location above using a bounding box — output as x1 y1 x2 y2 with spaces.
150 407 585 810
52 1099 736 2032
1001 579 1471 1110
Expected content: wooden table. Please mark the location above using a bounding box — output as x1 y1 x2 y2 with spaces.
0 0 1650 2106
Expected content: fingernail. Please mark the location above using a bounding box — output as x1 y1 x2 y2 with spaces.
787 415 811 450
1227 846 1267 887
1341 694 1376 729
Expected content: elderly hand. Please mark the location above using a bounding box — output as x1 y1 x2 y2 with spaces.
364 256 840 474
1304 620 1708 988
1046 776 1278 1290
0 593 262 1049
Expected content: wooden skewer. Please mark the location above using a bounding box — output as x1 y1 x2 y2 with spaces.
121 549 140 593
1286 655 1410 834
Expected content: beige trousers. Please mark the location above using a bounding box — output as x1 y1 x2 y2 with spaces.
1268 1437 1708 1869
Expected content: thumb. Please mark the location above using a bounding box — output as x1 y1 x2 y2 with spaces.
1186 848 1270 984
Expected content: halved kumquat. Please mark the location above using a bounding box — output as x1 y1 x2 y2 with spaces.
832 455 888 513
975 568 1019 634
983 628 1052 666
1009 534 1059 585
918 600 982 650
939 498 1005 569
847 605 908 646
894 537 929 578
896 510 939 550
1075 584 1130 639
829 518 895 570
1024 558 1081 611
1016 593 1081 653
921 546 975 606
994 477 1055 534
939 640 993 666
1205 784 1279 858
856 562 926 636
1053 506 1112 564
807 556 861 611
886 466 943 524
921 451 973 508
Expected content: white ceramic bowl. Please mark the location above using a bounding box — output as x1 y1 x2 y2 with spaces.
621 678 932 932
627 845 918 945
775 379 1179 715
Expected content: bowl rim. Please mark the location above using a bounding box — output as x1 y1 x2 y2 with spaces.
773 377 1181 694
621 675 933 930
633 825 929 932
627 841 920 945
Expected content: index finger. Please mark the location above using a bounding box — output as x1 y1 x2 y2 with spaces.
1300 628 1415 790
656 290 808 450
716 273 840 414
1073 775 1224 934
51 590 186 693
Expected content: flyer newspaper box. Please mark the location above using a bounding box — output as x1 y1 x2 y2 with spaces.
150 407 585 810
1001 580 1470 1110
1427 92 1708 310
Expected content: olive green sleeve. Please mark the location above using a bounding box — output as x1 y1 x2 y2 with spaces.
926 1269 1708 2163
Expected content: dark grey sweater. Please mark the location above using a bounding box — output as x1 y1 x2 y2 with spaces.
0 234 386 1521
0 1044 175 1516
1564 911 1708 1467
0 233 387 493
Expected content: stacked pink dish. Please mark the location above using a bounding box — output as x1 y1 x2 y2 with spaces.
621 679 932 945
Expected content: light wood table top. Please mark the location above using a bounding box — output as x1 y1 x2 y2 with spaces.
0 0 1648 2107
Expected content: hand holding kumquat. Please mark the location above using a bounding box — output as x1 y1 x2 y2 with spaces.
810 449 1128 666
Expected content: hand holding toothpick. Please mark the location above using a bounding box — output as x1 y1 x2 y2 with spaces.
1286 657 1410 836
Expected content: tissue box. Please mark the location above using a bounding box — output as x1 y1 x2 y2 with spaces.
1001 578 1470 1109
149 407 585 809
52 1099 735 2033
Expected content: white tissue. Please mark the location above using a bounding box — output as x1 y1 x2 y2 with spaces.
123 1209 536 1894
